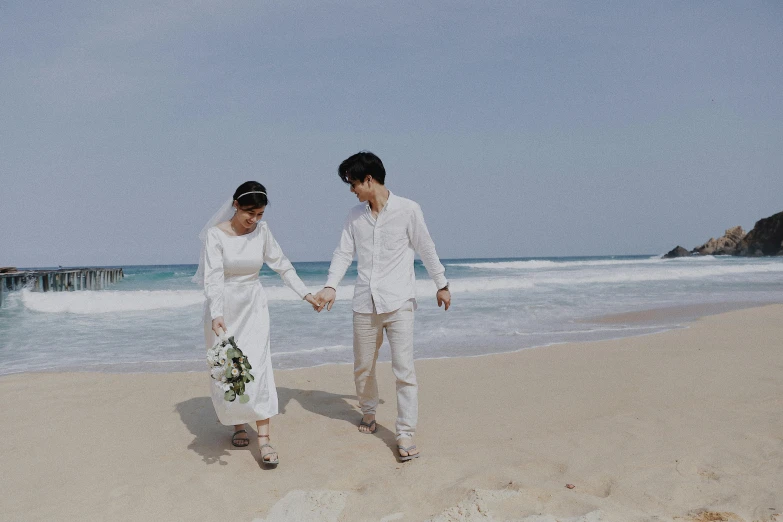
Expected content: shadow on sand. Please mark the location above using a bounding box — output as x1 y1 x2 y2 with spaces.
174 396 232 466
176 389 397 465
277 387 398 458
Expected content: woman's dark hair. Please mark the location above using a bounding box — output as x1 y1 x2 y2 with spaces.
233 181 268 209
338 151 386 185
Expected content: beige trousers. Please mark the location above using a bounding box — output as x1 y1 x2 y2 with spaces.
352 301 417 440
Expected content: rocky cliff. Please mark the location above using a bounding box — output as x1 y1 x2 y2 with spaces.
735 211 783 256
663 211 783 258
693 226 745 256
662 246 691 259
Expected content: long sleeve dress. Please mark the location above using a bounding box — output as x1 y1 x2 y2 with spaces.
202 222 310 425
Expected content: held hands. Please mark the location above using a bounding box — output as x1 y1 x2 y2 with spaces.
437 288 451 311
304 293 320 311
308 287 449 312
313 287 336 312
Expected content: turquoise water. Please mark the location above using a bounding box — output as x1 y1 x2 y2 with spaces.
1 255 782 375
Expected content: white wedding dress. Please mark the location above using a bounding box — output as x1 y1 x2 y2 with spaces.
202 221 309 425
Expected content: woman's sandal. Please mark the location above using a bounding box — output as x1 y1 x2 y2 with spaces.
358 419 377 434
258 435 279 466
231 429 250 447
397 442 420 462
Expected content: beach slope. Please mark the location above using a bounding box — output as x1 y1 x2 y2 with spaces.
1 305 781 521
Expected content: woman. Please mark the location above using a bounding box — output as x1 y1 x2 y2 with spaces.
194 181 319 466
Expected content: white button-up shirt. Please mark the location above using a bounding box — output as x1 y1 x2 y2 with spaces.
325 191 448 314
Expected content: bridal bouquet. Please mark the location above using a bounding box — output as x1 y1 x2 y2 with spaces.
207 330 254 403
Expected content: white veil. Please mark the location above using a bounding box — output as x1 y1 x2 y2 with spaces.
192 198 235 285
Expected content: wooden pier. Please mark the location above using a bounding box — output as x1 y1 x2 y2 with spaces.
0 267 124 308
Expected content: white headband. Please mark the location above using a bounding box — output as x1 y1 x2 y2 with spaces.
236 191 267 199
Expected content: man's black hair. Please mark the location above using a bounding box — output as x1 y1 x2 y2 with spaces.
338 151 386 185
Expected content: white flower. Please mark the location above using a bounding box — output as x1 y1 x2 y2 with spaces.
221 376 227 383
210 367 224 380
231 368 239 377
218 358 226 366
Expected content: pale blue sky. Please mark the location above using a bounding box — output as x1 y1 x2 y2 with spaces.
1 1 781 266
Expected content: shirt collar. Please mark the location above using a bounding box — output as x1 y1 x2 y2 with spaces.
365 189 395 212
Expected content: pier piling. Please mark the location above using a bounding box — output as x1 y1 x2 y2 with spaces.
0 268 124 308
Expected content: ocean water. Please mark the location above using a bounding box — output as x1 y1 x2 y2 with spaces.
1 255 782 376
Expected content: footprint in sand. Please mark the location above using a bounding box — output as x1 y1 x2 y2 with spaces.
697 467 720 481
675 511 745 522
252 490 348 522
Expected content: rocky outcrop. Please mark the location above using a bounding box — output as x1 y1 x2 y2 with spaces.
693 226 745 255
663 246 691 258
662 210 783 258
735 211 783 256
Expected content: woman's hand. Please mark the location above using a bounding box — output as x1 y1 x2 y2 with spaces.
304 293 321 312
212 317 227 336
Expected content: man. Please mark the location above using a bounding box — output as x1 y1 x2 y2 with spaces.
315 151 451 462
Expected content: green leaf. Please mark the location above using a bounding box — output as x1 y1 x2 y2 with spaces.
224 390 236 401
247 372 254 381
239 394 250 404
226 348 238 359
228 336 238 349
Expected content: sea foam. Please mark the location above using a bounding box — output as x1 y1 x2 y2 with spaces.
447 258 659 270
21 289 205 314
20 259 783 315
3 256 783 376
445 256 730 270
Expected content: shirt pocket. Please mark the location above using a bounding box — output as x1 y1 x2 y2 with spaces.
381 228 409 250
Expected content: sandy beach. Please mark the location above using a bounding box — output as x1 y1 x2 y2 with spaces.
1 304 781 521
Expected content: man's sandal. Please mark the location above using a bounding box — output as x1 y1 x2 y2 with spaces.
258 435 279 466
397 443 420 462
231 429 250 447
358 419 377 434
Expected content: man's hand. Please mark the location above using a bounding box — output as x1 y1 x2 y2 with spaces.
315 287 337 312
437 288 451 311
